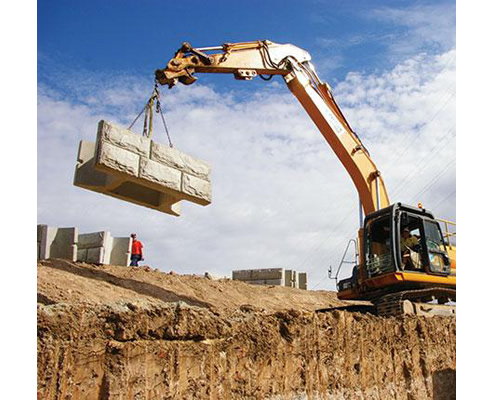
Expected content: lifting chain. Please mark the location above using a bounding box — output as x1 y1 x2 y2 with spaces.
127 80 174 147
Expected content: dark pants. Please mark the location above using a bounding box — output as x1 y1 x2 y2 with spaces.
130 254 142 266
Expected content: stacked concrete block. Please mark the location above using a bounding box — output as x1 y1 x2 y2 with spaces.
77 231 132 266
232 268 308 290
74 120 212 216
232 268 285 287
298 273 307 290
37 224 131 266
77 231 112 264
37 225 78 261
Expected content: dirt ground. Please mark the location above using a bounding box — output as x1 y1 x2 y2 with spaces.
37 259 456 399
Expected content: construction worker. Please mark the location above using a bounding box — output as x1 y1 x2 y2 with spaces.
401 228 420 250
130 233 144 266
400 228 421 270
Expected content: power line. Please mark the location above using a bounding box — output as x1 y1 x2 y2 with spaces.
381 89 455 172
431 189 456 212
390 127 456 199
410 159 456 204
290 203 358 273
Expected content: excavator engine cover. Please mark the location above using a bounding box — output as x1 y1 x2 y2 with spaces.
73 120 212 216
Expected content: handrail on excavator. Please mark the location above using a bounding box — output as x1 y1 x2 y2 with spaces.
436 218 456 244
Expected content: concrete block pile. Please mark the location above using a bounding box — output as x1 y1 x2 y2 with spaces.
37 224 131 266
74 120 212 216
232 268 308 290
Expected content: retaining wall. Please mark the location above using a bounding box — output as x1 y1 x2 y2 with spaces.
37 224 131 266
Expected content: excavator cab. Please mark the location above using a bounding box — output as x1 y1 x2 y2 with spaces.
338 203 454 301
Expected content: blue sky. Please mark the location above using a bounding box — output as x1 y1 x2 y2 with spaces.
38 0 455 89
37 0 456 290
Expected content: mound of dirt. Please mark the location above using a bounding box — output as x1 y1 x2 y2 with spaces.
37 260 456 399
37 259 348 311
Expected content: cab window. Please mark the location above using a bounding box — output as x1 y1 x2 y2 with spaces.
399 215 425 271
424 220 446 252
365 216 393 277
423 220 449 274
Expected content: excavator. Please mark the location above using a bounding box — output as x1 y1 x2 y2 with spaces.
154 40 456 317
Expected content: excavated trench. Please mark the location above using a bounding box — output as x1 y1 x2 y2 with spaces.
37 260 456 399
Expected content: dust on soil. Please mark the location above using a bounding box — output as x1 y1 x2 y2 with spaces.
37 259 456 399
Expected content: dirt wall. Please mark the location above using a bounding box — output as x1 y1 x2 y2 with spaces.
37 261 456 399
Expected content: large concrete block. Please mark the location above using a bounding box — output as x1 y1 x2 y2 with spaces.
140 158 181 191
151 141 211 180
298 273 307 290
74 140 182 216
38 225 78 261
73 120 212 216
110 237 131 266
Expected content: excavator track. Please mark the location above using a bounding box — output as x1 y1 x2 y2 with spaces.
374 288 456 317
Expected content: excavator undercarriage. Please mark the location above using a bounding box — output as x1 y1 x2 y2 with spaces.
374 288 456 317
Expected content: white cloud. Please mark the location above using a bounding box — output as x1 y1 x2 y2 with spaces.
368 2 456 57
314 1 455 75
38 46 455 290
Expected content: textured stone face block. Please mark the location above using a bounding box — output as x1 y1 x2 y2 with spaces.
99 120 151 157
96 142 140 177
151 141 211 180
73 120 212 216
182 174 212 204
140 158 181 191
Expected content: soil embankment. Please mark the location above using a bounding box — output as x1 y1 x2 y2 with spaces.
37 259 456 399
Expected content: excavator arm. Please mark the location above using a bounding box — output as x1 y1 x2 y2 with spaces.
156 40 390 216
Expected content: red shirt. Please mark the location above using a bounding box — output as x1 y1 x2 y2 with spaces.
131 240 143 255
